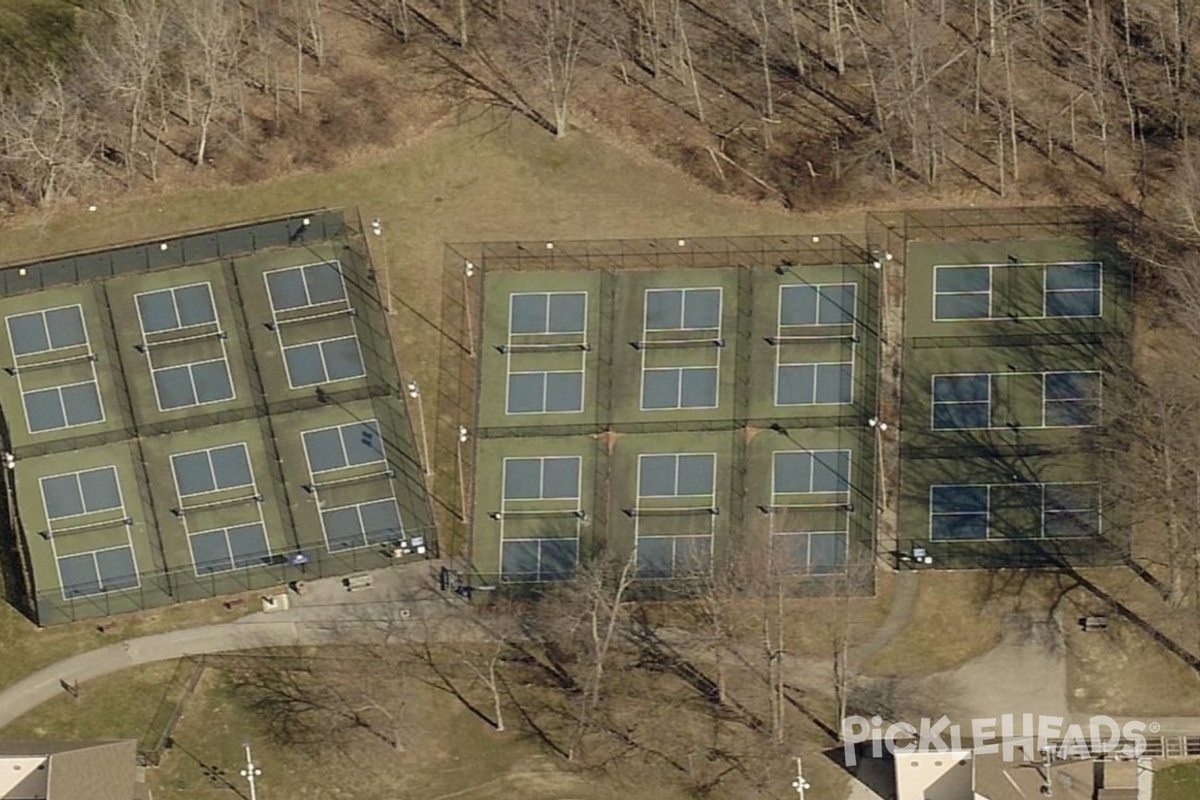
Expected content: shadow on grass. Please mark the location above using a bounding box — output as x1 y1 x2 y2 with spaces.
167 739 250 799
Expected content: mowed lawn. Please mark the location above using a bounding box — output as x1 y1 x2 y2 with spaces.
1154 762 1200 800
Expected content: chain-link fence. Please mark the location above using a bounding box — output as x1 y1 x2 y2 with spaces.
0 209 436 625
437 233 883 593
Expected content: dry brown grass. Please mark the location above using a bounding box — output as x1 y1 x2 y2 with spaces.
1066 611 1200 717
863 572 1008 677
4 653 860 800
1064 567 1200 716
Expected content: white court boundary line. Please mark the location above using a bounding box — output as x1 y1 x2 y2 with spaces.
639 287 723 412
301 419 387 474
40 465 140 601
299 418 407 554
929 370 1102 430
9 305 106 435
927 481 1103 542
932 261 1103 322
632 453 716 578
169 441 271 577
134 282 218 337
504 290 588 415
496 456 582 581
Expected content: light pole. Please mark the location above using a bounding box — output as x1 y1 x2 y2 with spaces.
365 215 394 316
406 381 432 477
463 260 476 357
792 755 811 799
868 417 890 512
1041 744 1055 796
240 743 262 800
455 426 470 522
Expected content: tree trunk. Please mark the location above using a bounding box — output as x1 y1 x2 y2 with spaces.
829 0 845 74
488 655 505 732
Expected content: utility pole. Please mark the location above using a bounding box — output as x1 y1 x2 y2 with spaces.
240 743 262 800
868 417 890 512
364 214 394 316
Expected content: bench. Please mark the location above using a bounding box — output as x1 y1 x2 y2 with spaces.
223 597 247 610
345 574 374 592
96 620 118 634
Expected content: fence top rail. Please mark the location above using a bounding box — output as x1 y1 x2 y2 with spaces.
468 233 872 272
0 207 344 272
867 206 1123 244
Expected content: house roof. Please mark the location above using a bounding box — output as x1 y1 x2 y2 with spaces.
888 737 1142 800
0 741 117 756
972 750 1096 800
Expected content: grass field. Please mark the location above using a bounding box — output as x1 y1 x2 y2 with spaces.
0 653 860 800
0 659 183 745
1153 762 1200 800
863 572 1007 676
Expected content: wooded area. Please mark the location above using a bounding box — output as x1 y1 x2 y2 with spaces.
2 0 1200 212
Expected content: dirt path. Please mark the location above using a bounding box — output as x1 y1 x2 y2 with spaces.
937 609 1069 724
848 571 919 672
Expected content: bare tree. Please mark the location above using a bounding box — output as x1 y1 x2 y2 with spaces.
566 549 638 760
85 0 171 179
177 0 244 166
530 0 589 137
228 649 410 754
0 67 97 205
828 0 847 75
303 0 326 64
743 0 777 125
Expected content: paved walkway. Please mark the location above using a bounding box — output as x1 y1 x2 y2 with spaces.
0 566 463 729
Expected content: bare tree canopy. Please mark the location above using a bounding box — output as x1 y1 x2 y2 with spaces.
4 0 1200 209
